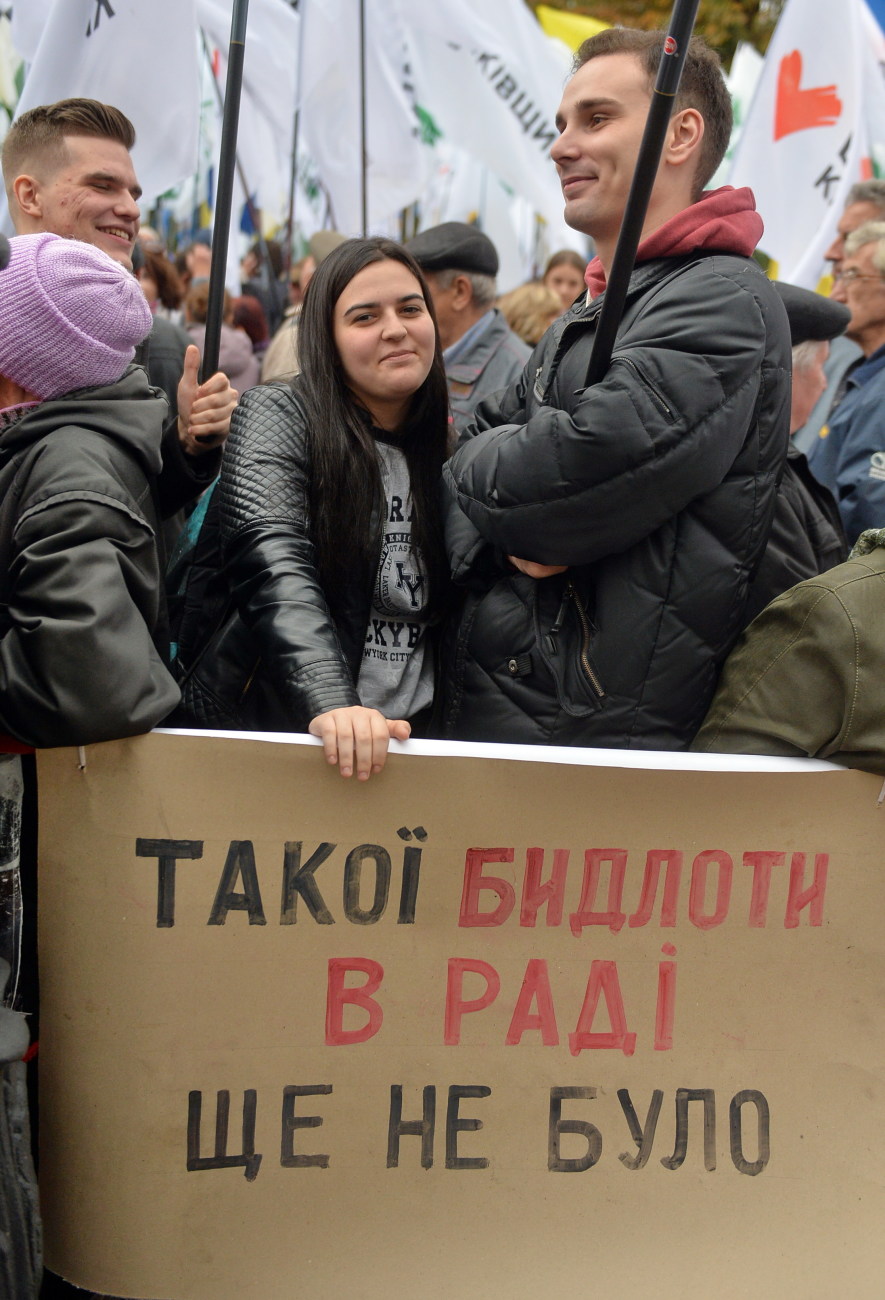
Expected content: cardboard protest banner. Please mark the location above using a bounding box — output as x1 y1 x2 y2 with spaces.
36 731 885 1299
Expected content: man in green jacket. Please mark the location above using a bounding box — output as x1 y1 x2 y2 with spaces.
694 530 885 773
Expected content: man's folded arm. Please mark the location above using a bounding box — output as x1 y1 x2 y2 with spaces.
445 278 780 566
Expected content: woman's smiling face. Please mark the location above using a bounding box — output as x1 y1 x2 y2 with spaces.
333 259 437 430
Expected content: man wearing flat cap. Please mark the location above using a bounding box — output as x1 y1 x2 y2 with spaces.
405 221 530 434
742 283 850 621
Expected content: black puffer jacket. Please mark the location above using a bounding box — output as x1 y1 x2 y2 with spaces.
0 368 180 746
744 442 847 623
442 250 792 749
212 381 368 730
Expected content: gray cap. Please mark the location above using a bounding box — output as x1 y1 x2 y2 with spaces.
775 282 850 345
405 222 498 276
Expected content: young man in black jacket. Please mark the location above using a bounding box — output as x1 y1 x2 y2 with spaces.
442 28 791 750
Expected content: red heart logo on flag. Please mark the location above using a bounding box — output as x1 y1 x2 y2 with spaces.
774 50 842 141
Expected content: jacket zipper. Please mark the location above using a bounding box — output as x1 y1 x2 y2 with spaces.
614 356 673 419
544 583 605 698
535 311 603 403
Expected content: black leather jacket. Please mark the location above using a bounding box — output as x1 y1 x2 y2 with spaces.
442 250 792 749
214 381 369 730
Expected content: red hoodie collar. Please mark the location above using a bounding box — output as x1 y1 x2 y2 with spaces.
584 186 763 299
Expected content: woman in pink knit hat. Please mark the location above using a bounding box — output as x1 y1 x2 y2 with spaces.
0 232 186 1299
0 231 181 747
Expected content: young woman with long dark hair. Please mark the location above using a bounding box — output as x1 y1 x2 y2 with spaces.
212 237 452 779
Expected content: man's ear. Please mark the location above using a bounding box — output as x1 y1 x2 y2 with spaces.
666 107 705 173
450 273 474 311
10 174 43 224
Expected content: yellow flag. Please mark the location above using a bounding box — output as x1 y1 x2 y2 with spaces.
535 4 609 50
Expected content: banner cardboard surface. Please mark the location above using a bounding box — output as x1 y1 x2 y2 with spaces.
36 732 885 1298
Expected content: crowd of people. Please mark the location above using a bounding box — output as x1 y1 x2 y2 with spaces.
0 28 881 781
2 26 885 1295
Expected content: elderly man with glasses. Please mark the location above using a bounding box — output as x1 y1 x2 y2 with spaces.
792 180 885 454
807 221 885 542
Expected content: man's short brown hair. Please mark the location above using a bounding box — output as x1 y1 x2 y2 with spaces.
573 29 732 198
2 99 136 202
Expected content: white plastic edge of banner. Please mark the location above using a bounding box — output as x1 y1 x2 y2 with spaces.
153 728 842 775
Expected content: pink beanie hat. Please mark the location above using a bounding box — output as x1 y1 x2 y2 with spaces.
0 232 154 400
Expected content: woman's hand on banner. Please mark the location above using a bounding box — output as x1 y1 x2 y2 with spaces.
309 707 411 780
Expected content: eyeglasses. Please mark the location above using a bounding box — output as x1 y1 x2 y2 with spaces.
836 267 885 285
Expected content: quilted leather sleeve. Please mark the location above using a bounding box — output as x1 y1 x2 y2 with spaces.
216 383 360 725
217 383 310 540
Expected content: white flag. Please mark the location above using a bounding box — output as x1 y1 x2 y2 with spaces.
10 0 52 62
417 139 584 285
860 0 885 178
709 41 765 187
405 0 572 235
13 0 201 209
298 0 432 234
727 0 885 287
198 0 299 229
0 17 23 123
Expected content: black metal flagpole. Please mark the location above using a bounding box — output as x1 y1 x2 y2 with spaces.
200 30 266 262
358 0 368 236
200 29 267 277
584 0 702 387
284 10 306 276
201 0 250 383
